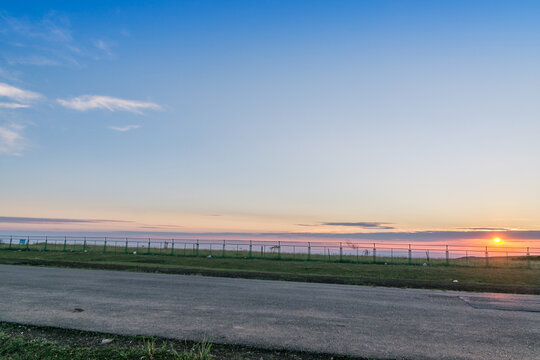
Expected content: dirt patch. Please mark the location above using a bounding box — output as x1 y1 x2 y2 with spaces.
1 257 538 294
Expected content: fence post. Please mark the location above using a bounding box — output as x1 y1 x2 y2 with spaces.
147 238 151 255
103 237 107 253
196 240 199 257
372 243 376 264
26 236 30 251
83 237 87 252
339 242 343 262
44 236 48 252
277 241 281 260
249 240 252 259
171 239 175 256
8 235 12 249
485 246 489 267
222 240 225 258
63 236 67 252
124 238 128 254
308 242 311 261
526 247 530 269
408 244 412 265
445 245 449 266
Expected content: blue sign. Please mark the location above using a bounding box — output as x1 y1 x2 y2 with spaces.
19 239 26 244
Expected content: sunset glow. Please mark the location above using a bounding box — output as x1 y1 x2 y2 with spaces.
0 2 539 248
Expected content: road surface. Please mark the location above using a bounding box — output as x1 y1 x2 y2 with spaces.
0 264 538 359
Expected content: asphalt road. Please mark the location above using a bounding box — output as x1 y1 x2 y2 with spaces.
0 265 538 360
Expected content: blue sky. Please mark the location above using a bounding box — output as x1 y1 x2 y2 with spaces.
1 1 539 244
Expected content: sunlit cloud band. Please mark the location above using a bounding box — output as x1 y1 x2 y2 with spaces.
0 124 25 156
0 216 132 224
57 95 161 113
108 125 141 132
0 102 30 109
0 82 42 102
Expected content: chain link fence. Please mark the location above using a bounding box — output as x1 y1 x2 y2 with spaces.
0 235 538 268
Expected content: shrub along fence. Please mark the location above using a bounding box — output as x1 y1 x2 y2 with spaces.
0 235 537 269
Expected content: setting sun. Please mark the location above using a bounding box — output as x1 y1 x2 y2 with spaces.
493 237 502 244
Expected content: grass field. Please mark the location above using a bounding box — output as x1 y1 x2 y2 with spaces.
0 322 358 360
0 247 538 291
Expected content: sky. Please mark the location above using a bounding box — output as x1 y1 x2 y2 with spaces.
1 1 539 245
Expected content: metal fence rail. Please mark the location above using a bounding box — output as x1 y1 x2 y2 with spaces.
0 235 538 268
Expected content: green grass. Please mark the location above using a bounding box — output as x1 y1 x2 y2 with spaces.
0 331 212 360
0 322 360 360
0 247 538 288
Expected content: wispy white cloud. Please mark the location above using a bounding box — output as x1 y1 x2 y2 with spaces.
6 55 61 67
0 67 19 82
0 123 25 156
1 11 73 43
57 95 161 114
0 83 36 156
0 82 42 102
0 102 29 109
108 125 141 132
0 11 103 68
93 39 115 57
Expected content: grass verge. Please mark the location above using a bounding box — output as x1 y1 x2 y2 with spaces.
0 249 539 294
0 322 360 360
